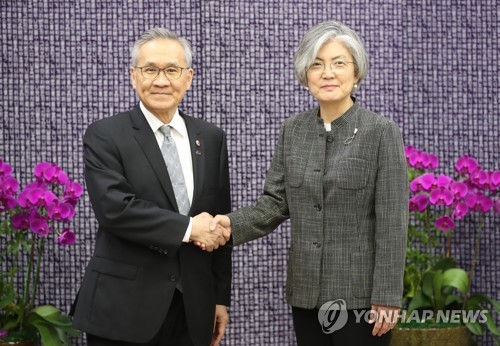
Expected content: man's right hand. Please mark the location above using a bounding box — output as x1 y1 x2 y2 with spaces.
190 212 228 251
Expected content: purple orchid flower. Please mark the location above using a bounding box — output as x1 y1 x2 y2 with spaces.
410 173 435 193
450 181 468 199
491 171 500 190
33 162 52 181
406 147 439 170
452 202 469 219
404 145 417 159
0 195 18 211
464 192 478 208
0 175 19 195
435 215 455 232
17 189 30 208
434 174 454 190
455 155 479 175
478 171 497 192
0 160 13 177
24 188 58 207
29 212 50 237
12 212 30 230
409 194 429 212
26 188 45 207
470 169 489 189
47 201 75 221
64 181 84 200
464 192 493 213
34 162 69 185
471 193 494 213
25 181 47 190
28 188 57 207
3 160 80 245
426 154 439 170
429 189 454 206
56 169 69 185
0 329 8 338
58 227 76 246
408 151 430 170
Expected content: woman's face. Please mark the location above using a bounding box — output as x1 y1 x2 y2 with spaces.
306 40 358 107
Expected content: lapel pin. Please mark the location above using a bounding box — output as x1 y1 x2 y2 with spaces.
195 139 201 147
195 150 202 155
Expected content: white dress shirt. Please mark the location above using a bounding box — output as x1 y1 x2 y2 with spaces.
140 102 193 242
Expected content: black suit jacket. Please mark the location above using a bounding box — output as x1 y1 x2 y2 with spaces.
71 105 232 345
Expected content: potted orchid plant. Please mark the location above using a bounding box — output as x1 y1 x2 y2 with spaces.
0 160 82 345
391 146 500 346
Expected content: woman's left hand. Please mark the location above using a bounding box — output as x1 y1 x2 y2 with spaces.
369 304 400 336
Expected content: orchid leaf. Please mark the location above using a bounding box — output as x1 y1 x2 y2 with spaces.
483 311 500 336
465 320 484 335
27 306 75 328
0 291 16 309
408 288 432 312
29 321 62 346
432 270 444 309
467 294 500 313
421 271 434 298
442 268 469 296
30 305 59 317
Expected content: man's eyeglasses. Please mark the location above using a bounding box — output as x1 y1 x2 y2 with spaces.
135 65 189 80
308 60 356 74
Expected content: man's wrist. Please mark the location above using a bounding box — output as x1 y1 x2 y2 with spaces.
183 217 192 242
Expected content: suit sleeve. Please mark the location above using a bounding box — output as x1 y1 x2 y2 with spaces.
371 120 409 307
228 122 290 246
211 131 232 306
83 121 189 255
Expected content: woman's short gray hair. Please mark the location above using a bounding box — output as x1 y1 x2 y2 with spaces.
294 21 368 88
130 28 193 67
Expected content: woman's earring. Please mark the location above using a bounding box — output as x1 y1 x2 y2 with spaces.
353 83 358 90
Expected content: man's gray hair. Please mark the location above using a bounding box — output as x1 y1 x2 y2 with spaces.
130 28 193 67
294 21 368 88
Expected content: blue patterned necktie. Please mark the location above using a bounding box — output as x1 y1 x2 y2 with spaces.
159 125 190 215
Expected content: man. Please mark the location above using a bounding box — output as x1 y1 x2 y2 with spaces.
71 28 231 346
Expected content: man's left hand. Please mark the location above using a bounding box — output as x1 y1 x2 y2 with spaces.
211 305 229 346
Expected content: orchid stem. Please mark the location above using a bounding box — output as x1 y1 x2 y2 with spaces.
468 214 485 293
20 238 36 331
445 231 452 258
31 237 44 310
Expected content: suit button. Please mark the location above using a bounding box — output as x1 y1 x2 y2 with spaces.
170 275 176 282
313 241 322 248
163 250 169 255
314 204 322 211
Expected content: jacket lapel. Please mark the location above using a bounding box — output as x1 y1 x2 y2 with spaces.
129 106 180 212
181 111 204 215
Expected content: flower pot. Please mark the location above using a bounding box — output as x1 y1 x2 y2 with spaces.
391 324 474 346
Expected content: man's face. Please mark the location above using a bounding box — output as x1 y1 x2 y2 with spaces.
130 38 193 120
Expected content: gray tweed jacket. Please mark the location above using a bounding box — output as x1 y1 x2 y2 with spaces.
229 100 408 310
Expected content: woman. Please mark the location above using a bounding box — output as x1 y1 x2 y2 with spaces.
210 20 408 345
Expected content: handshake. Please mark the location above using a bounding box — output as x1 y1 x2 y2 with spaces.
189 212 232 251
